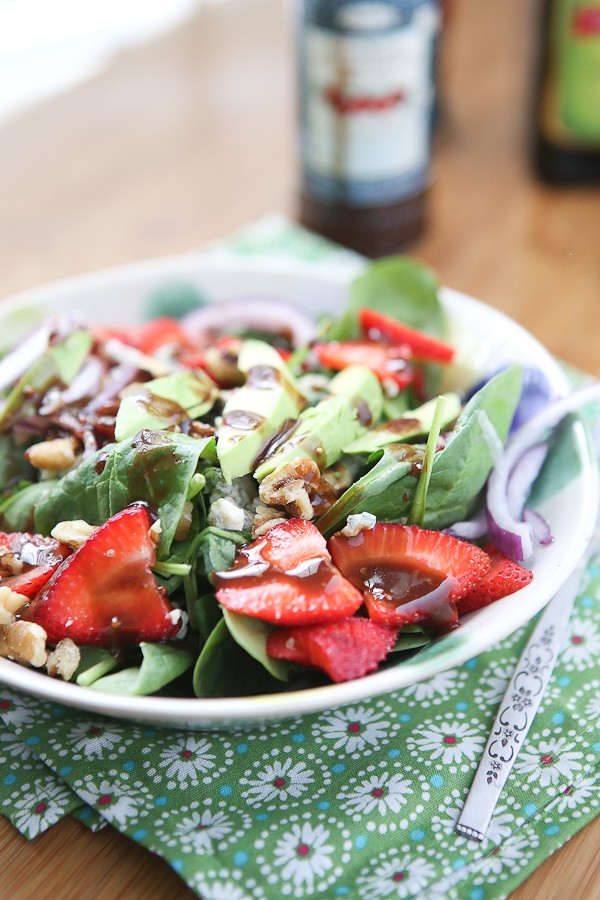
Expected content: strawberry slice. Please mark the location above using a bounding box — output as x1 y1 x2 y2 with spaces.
359 308 455 364
214 519 362 625
22 505 180 647
329 523 491 633
258 519 330 571
266 617 398 683
0 532 70 599
94 317 192 355
313 341 413 390
456 544 533 615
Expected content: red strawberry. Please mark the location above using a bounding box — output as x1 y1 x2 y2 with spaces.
329 523 491 633
312 341 413 390
214 519 362 625
266 617 398 683
456 544 533 614
22 505 180 647
258 519 330 571
0 532 70 599
94 317 191 356
359 308 455 364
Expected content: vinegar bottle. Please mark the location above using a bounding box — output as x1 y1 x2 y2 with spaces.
298 0 440 257
534 0 600 183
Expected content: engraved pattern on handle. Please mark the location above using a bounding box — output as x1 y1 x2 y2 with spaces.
455 564 585 842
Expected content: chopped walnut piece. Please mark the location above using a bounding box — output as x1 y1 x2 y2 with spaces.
0 621 47 668
258 458 338 520
0 549 24 577
0 586 29 625
251 504 288 538
46 639 81 681
26 436 79 473
51 519 96 549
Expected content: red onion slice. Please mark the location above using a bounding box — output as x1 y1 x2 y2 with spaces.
486 381 600 561
506 442 549 518
523 508 553 546
181 297 316 349
0 323 52 393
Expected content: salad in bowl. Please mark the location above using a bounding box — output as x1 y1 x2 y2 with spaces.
0 255 597 714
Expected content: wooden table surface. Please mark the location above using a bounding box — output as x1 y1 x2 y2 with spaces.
1 0 599 897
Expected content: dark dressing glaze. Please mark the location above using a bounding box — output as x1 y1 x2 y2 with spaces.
222 410 266 431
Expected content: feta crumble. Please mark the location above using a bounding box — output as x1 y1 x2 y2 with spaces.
208 497 246 532
341 512 377 537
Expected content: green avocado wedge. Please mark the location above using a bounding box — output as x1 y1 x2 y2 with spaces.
254 365 383 480
343 392 461 455
216 340 306 483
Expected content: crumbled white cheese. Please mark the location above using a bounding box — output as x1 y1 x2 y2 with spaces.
341 512 377 537
168 608 189 639
208 497 246 532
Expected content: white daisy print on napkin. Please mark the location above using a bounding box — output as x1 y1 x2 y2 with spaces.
314 706 391 754
407 720 485 765
514 736 583 788
338 772 412 817
241 757 315 807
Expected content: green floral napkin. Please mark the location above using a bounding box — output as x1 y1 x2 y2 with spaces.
1 218 599 900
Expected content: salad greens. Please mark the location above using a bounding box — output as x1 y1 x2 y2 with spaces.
0 255 572 700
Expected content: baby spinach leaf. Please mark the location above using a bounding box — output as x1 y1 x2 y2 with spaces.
0 434 34 491
528 415 583 508
390 625 431 654
223 609 290 681
35 431 213 553
192 619 285 698
423 365 523 529
89 643 193 696
316 444 423 537
75 648 119 687
0 480 58 532
329 257 444 341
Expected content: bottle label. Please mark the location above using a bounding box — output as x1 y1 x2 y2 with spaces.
300 0 440 207
542 0 600 145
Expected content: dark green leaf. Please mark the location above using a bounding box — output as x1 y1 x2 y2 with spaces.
423 365 523 529
89 643 193 696
192 619 285 698
329 257 444 341
223 609 289 681
0 480 58 532
316 444 423 537
75 648 119 686
34 431 213 553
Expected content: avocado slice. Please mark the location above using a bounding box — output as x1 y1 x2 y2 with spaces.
343 392 462 455
254 365 383 481
115 370 218 441
217 340 306 483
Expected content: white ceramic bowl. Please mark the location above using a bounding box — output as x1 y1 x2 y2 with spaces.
0 255 596 729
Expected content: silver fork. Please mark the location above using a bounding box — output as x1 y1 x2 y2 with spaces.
455 532 598 841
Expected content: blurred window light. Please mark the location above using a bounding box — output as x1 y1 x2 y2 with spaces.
0 0 218 122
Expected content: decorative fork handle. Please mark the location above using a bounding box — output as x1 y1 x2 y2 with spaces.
455 562 586 841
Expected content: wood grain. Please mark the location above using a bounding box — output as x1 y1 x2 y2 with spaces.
1 0 599 897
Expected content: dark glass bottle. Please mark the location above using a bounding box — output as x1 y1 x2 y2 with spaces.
298 1 440 257
534 0 600 184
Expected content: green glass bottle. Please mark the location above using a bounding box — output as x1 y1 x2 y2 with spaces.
534 0 600 183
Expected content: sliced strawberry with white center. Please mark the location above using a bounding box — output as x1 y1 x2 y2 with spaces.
456 544 533 615
266 617 398 683
329 523 491 633
0 532 71 599
22 505 180 646
214 518 362 626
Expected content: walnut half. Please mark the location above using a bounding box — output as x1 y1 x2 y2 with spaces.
258 458 338 520
46 639 81 681
0 621 47 668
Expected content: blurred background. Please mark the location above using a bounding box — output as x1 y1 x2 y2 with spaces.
0 0 599 372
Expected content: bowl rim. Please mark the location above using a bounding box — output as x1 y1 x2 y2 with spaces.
0 253 596 726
